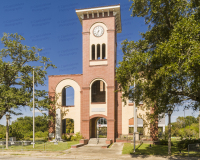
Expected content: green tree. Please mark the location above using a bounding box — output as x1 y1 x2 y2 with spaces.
0 124 6 139
0 33 56 119
116 1 200 115
9 116 48 139
165 116 199 138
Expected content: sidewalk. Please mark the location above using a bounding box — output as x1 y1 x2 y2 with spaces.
0 142 199 160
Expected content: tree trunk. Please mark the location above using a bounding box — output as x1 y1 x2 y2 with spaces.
6 117 9 149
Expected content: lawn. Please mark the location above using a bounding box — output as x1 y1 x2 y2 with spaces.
1 141 79 151
122 143 200 157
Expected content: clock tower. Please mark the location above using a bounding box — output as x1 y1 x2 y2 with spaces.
76 5 121 141
49 4 160 143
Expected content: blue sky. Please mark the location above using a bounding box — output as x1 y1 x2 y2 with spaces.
0 0 199 126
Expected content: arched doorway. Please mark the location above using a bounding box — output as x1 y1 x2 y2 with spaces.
90 117 107 138
62 118 74 134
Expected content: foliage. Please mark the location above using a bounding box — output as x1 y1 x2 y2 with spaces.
65 119 74 134
116 0 200 116
35 131 48 138
61 134 72 141
70 132 83 141
0 125 6 138
0 33 56 120
159 139 174 146
7 116 48 140
99 127 107 136
177 139 200 150
163 116 199 139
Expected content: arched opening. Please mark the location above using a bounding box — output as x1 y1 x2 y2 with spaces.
102 43 106 59
92 44 95 60
91 80 106 103
129 118 144 135
97 44 100 60
62 118 74 134
62 86 74 106
90 117 107 138
97 117 107 138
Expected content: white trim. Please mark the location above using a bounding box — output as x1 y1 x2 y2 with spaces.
76 5 120 13
90 60 107 66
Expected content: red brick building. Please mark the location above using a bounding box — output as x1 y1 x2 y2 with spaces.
48 5 163 142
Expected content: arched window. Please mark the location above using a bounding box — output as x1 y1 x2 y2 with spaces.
97 118 107 125
91 80 106 102
92 44 95 60
102 43 106 59
97 44 100 60
62 86 74 106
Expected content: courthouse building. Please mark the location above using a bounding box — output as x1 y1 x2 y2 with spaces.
48 4 165 142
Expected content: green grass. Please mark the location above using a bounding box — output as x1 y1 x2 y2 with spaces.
2 141 79 151
122 143 200 157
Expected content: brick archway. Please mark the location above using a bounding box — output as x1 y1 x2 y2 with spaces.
89 114 107 120
89 114 107 138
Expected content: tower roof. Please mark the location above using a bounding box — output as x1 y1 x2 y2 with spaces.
75 4 121 33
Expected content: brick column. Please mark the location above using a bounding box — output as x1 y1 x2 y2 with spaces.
81 87 90 139
48 92 55 138
107 86 115 142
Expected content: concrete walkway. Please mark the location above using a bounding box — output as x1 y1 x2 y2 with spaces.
0 142 199 160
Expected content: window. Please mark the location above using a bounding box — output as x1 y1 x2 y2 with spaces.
97 118 107 125
92 44 95 60
97 44 100 59
102 44 106 59
62 86 74 106
91 43 106 60
91 80 106 102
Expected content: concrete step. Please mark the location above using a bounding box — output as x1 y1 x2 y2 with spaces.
88 138 107 145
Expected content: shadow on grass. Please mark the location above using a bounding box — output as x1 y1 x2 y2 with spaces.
123 143 200 159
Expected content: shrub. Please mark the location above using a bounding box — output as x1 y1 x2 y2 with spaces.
159 139 174 146
177 139 200 150
70 132 83 141
35 131 48 138
62 134 73 141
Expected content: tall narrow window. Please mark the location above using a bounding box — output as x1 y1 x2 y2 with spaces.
102 44 106 59
62 87 66 106
92 44 95 60
97 44 100 60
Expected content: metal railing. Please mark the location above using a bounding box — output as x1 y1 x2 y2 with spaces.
188 143 200 157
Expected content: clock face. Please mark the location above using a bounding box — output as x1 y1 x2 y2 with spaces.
93 26 104 37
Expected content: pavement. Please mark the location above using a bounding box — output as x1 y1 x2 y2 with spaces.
0 142 200 160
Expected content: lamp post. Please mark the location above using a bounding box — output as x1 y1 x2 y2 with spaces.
133 78 137 153
32 68 35 148
168 108 173 156
6 114 10 149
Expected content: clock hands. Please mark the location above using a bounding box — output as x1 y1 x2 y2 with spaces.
93 26 103 37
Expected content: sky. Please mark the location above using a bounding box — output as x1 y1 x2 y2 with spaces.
0 0 199 126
